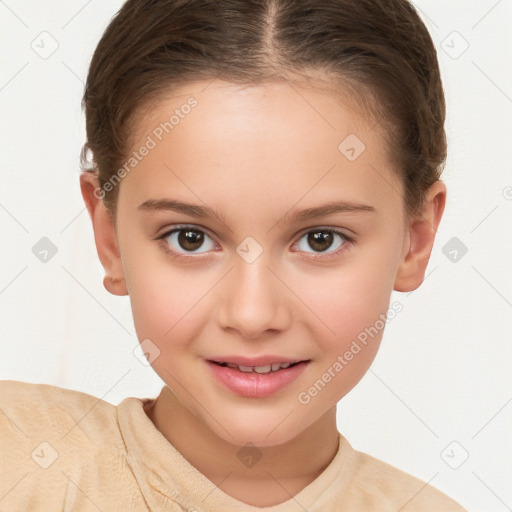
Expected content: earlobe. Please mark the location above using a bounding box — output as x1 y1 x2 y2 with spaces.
80 172 128 296
394 180 447 292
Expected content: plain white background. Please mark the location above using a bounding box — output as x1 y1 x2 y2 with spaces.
0 1 511 510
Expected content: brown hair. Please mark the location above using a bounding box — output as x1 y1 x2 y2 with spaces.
81 0 446 217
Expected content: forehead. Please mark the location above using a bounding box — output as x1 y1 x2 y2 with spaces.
133 78 375 149
119 79 403 217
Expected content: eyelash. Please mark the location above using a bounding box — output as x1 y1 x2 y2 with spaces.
155 224 354 261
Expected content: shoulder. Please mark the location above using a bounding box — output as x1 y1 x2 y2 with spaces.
0 379 125 468
344 446 467 511
0 380 150 509
0 379 121 446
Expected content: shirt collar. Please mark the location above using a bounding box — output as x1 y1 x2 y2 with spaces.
117 385 355 511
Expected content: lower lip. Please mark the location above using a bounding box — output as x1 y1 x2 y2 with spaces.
206 360 309 398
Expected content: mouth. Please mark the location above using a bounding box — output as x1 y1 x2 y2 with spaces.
206 358 311 398
209 360 304 374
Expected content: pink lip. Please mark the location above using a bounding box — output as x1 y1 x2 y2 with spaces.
208 355 306 366
206 359 310 398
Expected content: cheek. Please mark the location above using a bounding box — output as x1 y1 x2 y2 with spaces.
126 263 209 381
292 258 397 407
124 250 216 357
300 261 395 337
127 265 197 338
294 244 400 369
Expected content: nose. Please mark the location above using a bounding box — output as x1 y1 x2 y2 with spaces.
216 255 292 340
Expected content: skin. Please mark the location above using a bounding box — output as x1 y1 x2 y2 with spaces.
81 78 446 507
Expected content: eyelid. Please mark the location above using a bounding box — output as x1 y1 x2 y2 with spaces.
156 223 219 243
155 223 220 258
156 223 355 259
155 222 354 240
291 226 354 260
294 224 355 240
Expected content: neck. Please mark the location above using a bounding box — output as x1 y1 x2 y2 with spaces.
144 387 340 507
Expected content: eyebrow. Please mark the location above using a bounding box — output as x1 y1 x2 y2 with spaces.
138 198 227 224
278 200 376 225
138 198 376 225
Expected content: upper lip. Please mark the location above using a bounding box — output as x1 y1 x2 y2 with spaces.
207 355 310 367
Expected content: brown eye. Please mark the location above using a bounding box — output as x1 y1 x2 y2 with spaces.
162 226 216 254
178 229 204 251
307 231 334 252
295 229 347 255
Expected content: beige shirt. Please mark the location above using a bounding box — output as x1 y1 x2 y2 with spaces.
0 380 466 511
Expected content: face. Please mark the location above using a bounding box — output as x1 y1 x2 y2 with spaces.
110 79 412 446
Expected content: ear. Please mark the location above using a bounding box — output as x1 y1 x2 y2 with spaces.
80 172 128 296
394 180 447 292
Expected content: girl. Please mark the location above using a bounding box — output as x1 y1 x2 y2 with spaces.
0 0 467 510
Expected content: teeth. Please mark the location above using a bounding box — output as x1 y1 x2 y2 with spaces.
220 362 298 373
254 365 272 374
